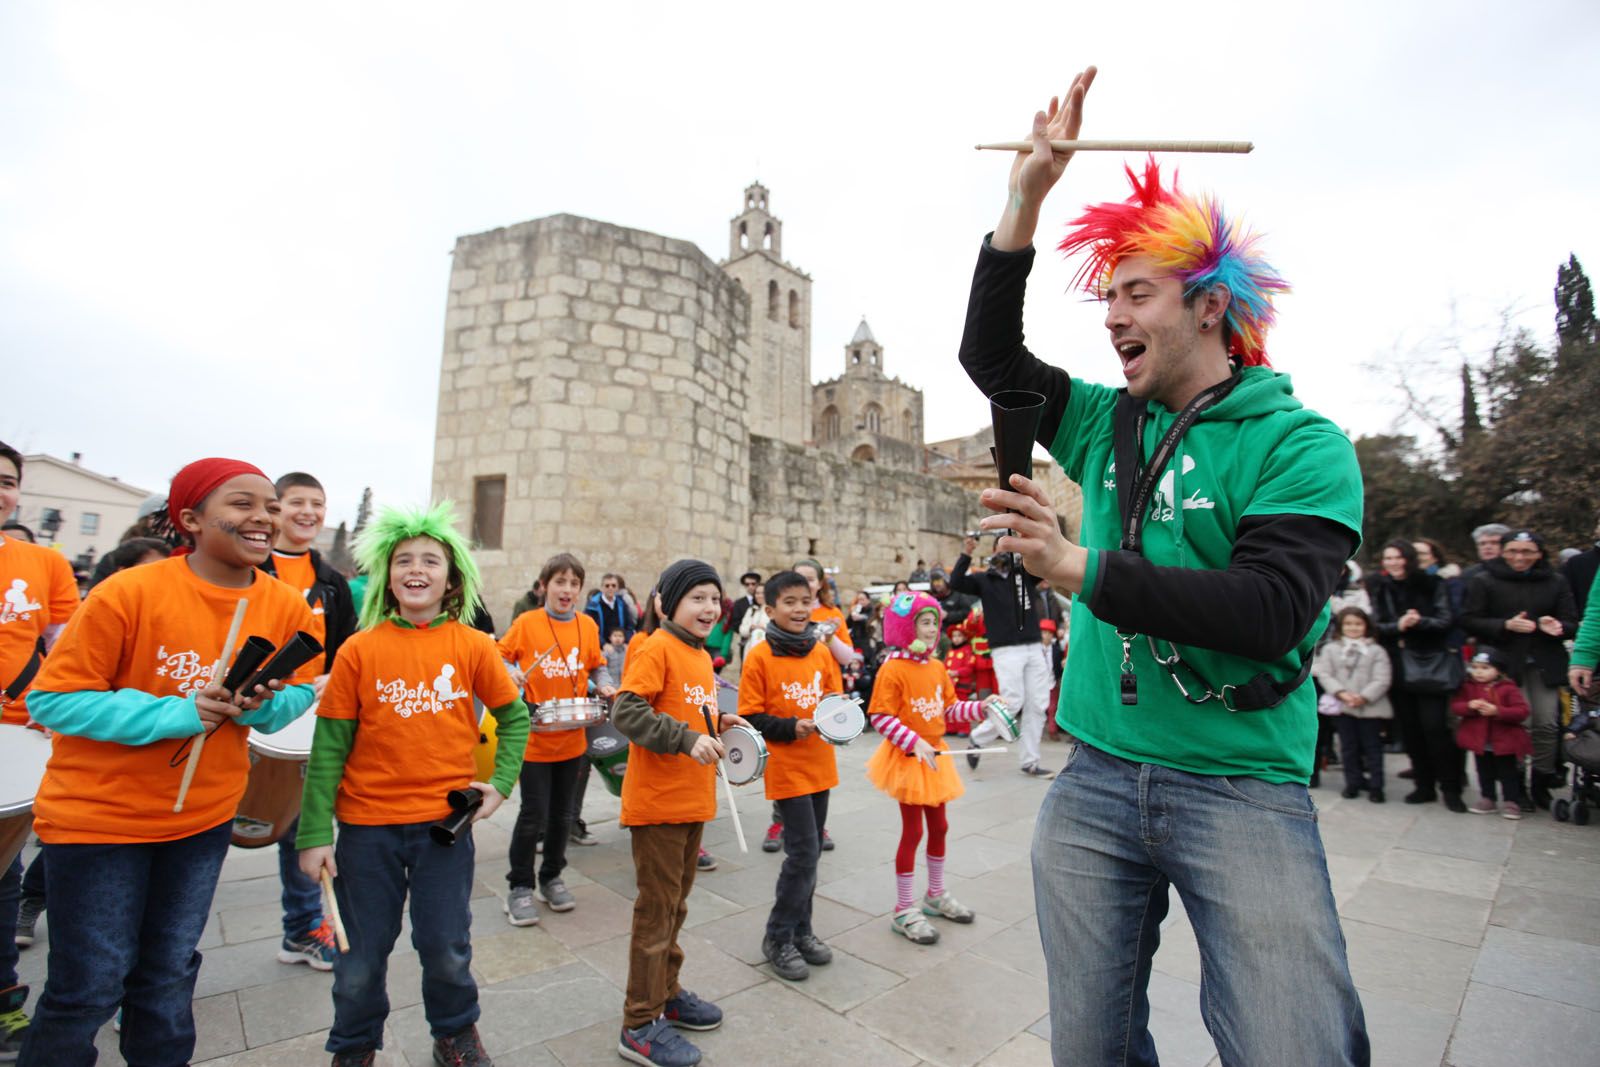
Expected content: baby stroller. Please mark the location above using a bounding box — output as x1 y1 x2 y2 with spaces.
1553 694 1600 825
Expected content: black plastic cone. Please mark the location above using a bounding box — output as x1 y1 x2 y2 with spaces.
989 390 1046 491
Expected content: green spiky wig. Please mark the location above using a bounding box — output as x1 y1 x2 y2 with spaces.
353 501 482 629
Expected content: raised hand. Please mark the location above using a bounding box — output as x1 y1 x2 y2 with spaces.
995 67 1098 251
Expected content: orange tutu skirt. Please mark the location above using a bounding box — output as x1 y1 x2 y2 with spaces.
864 737 964 807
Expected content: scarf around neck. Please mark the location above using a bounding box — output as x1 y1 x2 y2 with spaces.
765 620 819 657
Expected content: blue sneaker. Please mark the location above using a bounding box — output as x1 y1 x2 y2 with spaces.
662 989 722 1031
618 1017 702 1066
277 919 337 971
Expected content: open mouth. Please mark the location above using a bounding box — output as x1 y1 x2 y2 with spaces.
403 578 430 591
240 530 272 548
1116 339 1147 378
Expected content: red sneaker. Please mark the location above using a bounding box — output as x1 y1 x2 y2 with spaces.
762 821 783 853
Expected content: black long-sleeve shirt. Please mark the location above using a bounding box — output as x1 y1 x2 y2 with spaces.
948 553 1041 649
957 237 1356 662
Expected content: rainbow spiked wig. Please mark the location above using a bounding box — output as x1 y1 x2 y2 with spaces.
1057 159 1289 366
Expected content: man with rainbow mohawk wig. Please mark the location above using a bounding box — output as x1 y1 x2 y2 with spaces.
959 68 1369 1066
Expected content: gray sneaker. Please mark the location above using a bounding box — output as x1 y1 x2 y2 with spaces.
504 886 540 926
536 878 576 912
14 897 43 947
1021 764 1055 779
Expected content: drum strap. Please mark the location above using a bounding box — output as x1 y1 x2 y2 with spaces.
3 638 45 701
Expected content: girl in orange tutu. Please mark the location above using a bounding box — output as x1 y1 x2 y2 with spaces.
866 592 990 944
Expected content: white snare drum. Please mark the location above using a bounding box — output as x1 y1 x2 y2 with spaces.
531 698 609 733
812 694 865 745
720 724 767 785
0 724 51 870
232 705 319 848
984 696 1021 742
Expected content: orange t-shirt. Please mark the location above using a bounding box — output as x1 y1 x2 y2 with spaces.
319 618 520 825
265 551 325 684
868 657 957 746
810 603 852 649
737 639 841 801
1 534 80 725
618 628 718 826
30 557 314 843
498 608 604 762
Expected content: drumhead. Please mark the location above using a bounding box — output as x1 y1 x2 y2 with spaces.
985 697 1021 742
0 724 51 817
721 724 767 785
813 694 864 744
249 704 319 760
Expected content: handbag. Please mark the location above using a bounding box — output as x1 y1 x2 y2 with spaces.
1398 643 1464 694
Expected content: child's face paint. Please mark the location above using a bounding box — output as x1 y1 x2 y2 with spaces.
389 536 450 621
184 475 279 569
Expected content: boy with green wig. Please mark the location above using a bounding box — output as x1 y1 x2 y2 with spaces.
296 502 530 1067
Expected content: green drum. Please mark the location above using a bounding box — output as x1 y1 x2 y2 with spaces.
586 720 630 798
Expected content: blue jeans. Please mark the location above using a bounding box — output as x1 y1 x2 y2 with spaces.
18 820 232 1067
277 817 322 939
1032 742 1369 1067
766 791 828 944
1 855 19 988
327 822 478 1053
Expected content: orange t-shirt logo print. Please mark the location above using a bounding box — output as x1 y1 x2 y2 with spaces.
779 670 824 711
910 684 945 722
374 663 469 718
681 681 713 709
2 578 43 623
152 645 213 695
537 646 583 680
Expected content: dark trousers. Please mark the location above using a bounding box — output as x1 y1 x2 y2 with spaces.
767 792 828 944
20 851 45 902
1394 689 1463 795
327 821 478 1053
1 856 18 989
507 756 582 888
571 757 592 827
625 822 702 1028
19 821 232 1067
1335 717 1387 792
277 817 322 939
1474 753 1526 803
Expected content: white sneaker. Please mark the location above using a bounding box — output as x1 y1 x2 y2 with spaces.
921 891 975 924
891 906 940 944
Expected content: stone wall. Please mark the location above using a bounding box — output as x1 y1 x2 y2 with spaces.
747 435 977 594
434 213 751 620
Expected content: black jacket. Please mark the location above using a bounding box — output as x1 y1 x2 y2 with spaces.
260 548 357 671
1460 559 1579 686
1564 545 1600 616
1366 571 1454 690
948 554 1041 649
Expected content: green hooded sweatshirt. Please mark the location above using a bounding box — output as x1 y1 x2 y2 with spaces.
1052 365 1363 783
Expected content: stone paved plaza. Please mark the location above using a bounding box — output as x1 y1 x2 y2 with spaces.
15 741 1600 1066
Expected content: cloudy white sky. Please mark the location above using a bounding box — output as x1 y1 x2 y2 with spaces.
4 1 1596 527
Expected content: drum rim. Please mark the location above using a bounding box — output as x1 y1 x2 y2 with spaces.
721 724 768 783
2 724 54 807
813 694 866 743
538 697 608 710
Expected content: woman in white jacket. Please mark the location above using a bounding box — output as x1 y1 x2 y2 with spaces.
1313 607 1394 802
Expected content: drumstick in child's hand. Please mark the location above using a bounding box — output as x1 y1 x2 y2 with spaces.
939 746 1010 756
174 597 248 813
703 705 749 853
320 869 350 952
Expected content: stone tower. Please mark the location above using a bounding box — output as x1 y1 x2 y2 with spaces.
720 183 812 446
432 214 752 615
813 318 925 470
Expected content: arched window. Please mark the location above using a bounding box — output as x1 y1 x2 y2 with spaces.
851 444 876 463
788 289 799 328
763 222 773 250
767 280 779 321
902 409 915 439
739 222 748 251
821 405 840 441
863 403 882 434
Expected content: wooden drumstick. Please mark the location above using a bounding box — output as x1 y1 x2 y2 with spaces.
174 597 248 813
702 706 748 854
320 869 350 952
975 139 1253 154
939 746 1010 756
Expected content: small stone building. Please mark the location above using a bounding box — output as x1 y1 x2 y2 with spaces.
812 319 925 471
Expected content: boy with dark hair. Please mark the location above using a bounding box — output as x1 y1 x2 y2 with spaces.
257 470 358 971
738 571 842 981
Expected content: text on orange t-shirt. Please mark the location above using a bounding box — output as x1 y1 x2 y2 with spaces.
868 657 958 747
318 618 520 825
0 534 80 725
498 608 603 762
618 628 718 826
30 557 314 843
737 639 841 801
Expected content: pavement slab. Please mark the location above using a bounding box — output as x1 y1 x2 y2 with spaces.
12 737 1599 1066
